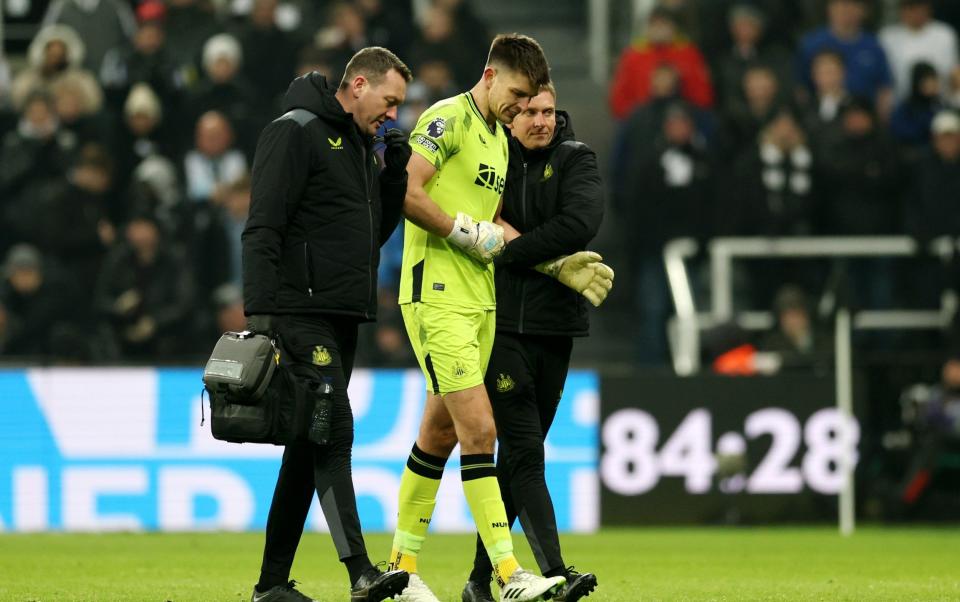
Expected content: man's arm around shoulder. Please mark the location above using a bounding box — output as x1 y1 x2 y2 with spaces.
497 142 604 268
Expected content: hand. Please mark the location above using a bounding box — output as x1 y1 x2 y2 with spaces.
535 251 615 307
245 314 277 337
446 212 505 264
125 315 156 343
383 128 411 175
113 289 141 316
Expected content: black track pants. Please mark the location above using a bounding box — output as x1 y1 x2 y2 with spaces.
472 332 573 579
258 314 368 586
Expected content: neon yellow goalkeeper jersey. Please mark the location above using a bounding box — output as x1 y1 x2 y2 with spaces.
399 92 509 309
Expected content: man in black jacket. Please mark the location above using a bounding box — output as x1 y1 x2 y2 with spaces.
461 84 604 602
242 47 412 602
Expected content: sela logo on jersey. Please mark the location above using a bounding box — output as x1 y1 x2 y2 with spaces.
426 117 446 137
474 163 505 194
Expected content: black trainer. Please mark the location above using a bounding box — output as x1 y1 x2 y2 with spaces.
461 579 495 602
350 564 409 602
553 568 597 602
251 580 316 602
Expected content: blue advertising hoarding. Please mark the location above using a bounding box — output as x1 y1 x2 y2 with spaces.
0 368 598 533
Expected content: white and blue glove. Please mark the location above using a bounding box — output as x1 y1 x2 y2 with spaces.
446 211 505 264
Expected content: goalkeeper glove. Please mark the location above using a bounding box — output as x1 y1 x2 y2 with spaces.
446 211 505 264
536 251 615 307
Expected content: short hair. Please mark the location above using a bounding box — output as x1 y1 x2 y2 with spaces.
539 81 557 101
812 49 845 68
485 33 551 89
339 46 412 89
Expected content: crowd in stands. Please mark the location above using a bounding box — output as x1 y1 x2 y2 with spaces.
0 0 487 364
2 0 960 371
610 0 960 364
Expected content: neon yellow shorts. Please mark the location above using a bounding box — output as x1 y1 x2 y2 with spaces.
400 302 496 395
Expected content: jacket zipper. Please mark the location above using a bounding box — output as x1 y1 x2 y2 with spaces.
362 143 374 320
303 242 313 296
517 160 528 334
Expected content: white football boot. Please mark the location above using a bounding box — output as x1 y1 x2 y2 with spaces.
499 569 566 601
395 573 441 602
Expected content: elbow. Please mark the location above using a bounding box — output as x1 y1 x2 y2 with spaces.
571 215 602 249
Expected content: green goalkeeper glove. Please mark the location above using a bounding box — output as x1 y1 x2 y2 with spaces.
446 211 505 264
535 251 615 307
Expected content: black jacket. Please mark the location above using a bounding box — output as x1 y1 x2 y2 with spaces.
494 112 604 337
907 149 960 244
817 131 902 235
242 73 406 321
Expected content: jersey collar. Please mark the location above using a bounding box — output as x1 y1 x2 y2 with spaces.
466 92 497 135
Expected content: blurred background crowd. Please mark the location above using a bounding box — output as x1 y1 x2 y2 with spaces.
0 0 494 365
0 0 958 373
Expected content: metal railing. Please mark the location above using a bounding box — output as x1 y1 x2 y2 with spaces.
664 236 958 376
588 0 611 83
663 235 959 535
663 236 960 535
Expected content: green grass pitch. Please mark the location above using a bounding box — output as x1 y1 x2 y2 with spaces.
0 528 957 601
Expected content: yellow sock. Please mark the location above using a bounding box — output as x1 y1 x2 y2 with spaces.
390 444 446 573
461 453 519 585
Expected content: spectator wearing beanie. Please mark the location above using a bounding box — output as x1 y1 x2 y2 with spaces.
183 33 257 159
0 244 81 358
903 110 960 307
114 83 176 202
907 110 960 245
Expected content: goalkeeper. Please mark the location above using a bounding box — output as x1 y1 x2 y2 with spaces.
390 34 578 602
461 83 608 602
